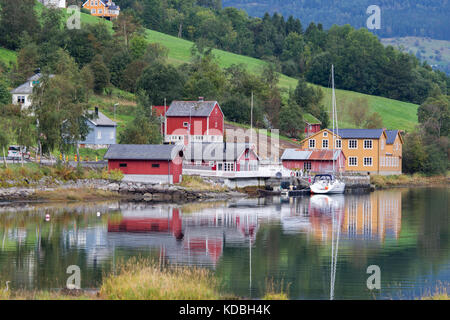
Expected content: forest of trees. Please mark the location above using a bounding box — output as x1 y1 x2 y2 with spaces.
105 0 449 106
223 0 450 40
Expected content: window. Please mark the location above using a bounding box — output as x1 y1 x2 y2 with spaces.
363 157 373 166
308 139 316 148
91 8 96 13
364 140 373 149
349 157 357 166
322 139 329 149
304 162 311 170
98 9 102 14
381 139 385 150
209 161 215 167
335 139 342 149
323 131 328 137
152 164 160 168
381 156 385 167
348 140 358 149
224 162 234 171
110 131 114 140
17 96 25 103
183 122 189 127
119 163 127 168
97 130 102 139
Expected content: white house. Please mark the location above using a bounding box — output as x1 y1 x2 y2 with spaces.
10 73 54 110
39 0 66 8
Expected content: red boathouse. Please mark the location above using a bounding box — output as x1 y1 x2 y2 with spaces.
281 149 346 173
104 144 184 183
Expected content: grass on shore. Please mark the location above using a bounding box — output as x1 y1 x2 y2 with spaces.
180 175 228 192
0 163 123 188
370 174 449 189
100 258 221 300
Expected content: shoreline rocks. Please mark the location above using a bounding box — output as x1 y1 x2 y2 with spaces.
0 179 247 202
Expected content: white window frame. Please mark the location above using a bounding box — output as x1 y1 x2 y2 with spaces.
323 131 328 137
97 130 102 140
348 139 358 149
91 8 96 13
308 139 316 148
304 161 312 170
363 157 373 167
335 139 342 149
348 157 358 167
381 139 385 150
110 131 114 140
322 139 329 149
364 140 373 149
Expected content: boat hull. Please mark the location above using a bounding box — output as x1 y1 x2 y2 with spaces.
310 181 346 194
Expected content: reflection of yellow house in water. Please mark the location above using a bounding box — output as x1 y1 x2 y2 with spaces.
309 191 402 242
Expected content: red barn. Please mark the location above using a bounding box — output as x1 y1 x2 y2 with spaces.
104 144 184 183
164 99 224 145
281 149 345 173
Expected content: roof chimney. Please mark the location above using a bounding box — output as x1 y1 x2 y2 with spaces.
198 97 204 102
95 106 99 117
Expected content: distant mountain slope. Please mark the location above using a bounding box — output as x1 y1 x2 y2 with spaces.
381 37 450 75
223 0 450 40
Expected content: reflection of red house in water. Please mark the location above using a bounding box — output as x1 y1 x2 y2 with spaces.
108 208 184 239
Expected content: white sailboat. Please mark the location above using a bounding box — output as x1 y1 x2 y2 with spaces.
310 65 346 194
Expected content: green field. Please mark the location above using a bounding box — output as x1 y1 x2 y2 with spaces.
0 47 16 65
4 6 419 132
381 37 450 74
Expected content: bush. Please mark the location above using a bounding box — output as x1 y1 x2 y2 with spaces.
108 169 124 181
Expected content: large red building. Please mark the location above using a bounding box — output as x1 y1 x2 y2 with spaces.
164 99 224 145
281 149 346 174
104 144 184 183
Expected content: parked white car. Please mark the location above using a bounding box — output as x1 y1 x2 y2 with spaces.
7 146 24 160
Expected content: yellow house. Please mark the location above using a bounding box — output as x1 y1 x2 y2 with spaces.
299 128 403 175
82 0 120 20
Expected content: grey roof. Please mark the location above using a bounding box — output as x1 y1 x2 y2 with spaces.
87 110 116 127
184 143 256 161
166 101 218 117
385 130 398 144
10 82 33 94
10 73 55 94
329 128 384 139
104 144 183 161
281 149 342 161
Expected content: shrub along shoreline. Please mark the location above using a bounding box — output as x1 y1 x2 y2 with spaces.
370 174 449 189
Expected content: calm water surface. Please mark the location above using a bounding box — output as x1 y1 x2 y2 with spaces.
0 187 448 299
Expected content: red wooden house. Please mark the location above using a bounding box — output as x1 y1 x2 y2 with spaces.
304 113 322 137
104 144 184 183
184 143 259 172
281 149 345 173
164 98 224 145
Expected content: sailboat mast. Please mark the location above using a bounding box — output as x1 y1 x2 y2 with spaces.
332 65 336 173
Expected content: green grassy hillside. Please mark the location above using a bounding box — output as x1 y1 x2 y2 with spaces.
0 47 16 65
6 7 417 132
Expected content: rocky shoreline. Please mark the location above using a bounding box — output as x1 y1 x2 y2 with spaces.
0 179 247 202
